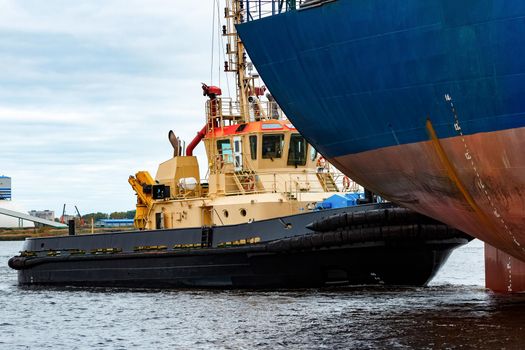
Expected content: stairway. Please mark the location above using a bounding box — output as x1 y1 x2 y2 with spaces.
233 170 258 193
317 172 339 192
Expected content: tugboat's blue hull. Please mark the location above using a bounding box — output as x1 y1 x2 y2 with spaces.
9 204 470 288
237 0 525 291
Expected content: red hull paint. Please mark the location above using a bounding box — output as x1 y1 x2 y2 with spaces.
485 244 525 293
330 127 525 292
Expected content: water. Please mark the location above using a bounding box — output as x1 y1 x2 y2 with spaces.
1 240 524 349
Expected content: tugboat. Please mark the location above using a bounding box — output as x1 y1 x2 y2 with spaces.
8 1 472 288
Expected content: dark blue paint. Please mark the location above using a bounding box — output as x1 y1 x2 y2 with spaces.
238 0 525 157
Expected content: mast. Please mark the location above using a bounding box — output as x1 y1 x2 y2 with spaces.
224 0 251 123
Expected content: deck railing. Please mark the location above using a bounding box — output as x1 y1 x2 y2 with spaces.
244 0 305 21
205 97 284 128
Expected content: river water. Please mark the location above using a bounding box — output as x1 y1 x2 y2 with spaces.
1 240 524 349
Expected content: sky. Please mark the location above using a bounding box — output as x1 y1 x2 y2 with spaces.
0 0 236 215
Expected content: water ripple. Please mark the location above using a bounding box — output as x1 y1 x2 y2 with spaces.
1 240 524 349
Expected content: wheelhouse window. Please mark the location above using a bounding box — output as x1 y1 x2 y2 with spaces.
287 134 307 166
249 135 257 160
262 134 284 159
217 139 232 163
310 145 317 161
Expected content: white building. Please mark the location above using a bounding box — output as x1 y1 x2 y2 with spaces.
0 176 11 200
28 210 55 222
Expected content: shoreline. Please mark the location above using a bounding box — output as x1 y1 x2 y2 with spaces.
0 227 136 241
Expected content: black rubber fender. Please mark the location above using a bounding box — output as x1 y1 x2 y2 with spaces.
8 256 26 270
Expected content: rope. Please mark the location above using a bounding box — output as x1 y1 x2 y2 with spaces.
219 0 232 96
210 0 233 96
210 0 216 84
216 0 222 87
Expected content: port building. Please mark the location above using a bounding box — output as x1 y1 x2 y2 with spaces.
0 176 11 200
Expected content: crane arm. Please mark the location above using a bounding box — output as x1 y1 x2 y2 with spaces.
128 171 155 208
128 171 156 230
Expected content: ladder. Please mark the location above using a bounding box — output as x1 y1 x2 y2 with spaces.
233 170 258 193
317 172 339 192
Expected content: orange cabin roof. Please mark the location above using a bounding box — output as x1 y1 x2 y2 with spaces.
205 120 296 139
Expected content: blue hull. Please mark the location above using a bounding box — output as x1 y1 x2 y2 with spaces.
237 0 525 157
237 1 525 284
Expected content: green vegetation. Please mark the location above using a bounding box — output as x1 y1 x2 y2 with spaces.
109 210 136 219
81 210 136 221
51 210 136 223
0 226 137 241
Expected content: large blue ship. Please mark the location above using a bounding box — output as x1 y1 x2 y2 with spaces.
237 0 525 291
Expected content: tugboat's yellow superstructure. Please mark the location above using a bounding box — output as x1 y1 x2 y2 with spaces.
128 117 350 230
128 0 352 230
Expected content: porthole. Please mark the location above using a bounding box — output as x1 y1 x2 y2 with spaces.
240 208 247 217
223 209 229 218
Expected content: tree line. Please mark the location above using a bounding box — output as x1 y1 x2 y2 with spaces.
81 210 136 222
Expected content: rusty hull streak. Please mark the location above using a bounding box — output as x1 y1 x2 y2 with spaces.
330 126 525 292
424 118 502 239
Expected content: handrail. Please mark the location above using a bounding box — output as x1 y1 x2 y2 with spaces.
206 97 284 125
244 0 306 21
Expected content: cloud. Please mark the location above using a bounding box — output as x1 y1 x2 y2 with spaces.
0 0 228 215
